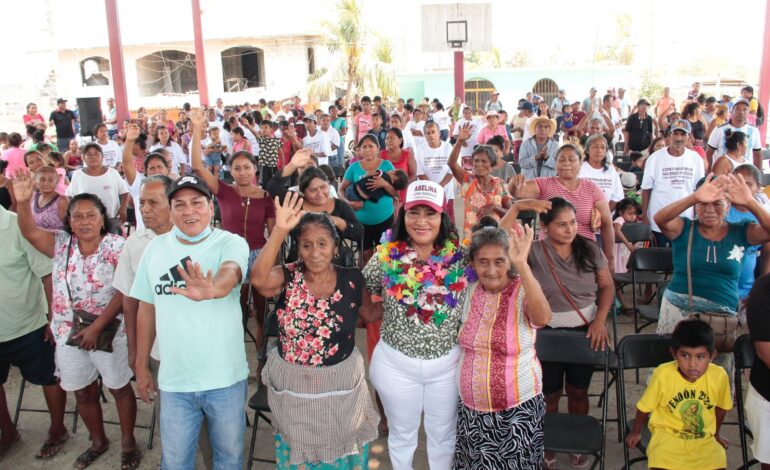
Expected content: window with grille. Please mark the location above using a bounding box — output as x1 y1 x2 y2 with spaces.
464 78 496 112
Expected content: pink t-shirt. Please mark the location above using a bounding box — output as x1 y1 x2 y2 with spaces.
354 112 373 142
535 177 606 241
23 114 46 126
476 125 509 145
1 147 26 178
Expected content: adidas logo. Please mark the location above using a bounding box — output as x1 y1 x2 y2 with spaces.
154 256 190 295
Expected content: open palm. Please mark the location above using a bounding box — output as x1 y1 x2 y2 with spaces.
508 223 534 266
189 107 206 127
274 192 305 231
12 169 35 203
169 260 216 301
693 173 726 204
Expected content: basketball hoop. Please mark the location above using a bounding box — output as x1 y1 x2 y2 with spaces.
446 20 468 49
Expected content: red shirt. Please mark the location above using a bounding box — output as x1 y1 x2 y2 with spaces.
381 149 410 202
215 184 275 250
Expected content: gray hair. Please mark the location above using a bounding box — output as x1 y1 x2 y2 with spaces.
583 134 610 170
141 174 173 191
468 227 509 261
733 163 762 186
471 144 498 167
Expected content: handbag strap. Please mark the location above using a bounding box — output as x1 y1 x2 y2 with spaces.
686 220 695 313
540 242 591 326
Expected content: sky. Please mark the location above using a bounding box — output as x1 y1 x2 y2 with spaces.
0 0 766 87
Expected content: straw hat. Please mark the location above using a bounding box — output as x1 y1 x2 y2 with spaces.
528 116 557 138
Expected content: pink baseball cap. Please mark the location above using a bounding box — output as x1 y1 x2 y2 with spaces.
404 180 444 213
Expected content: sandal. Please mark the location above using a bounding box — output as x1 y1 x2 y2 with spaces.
121 449 142 470
543 456 557 469
569 453 591 469
36 431 69 459
0 431 20 457
74 446 108 469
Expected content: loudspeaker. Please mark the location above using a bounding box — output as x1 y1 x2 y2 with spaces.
76 97 102 137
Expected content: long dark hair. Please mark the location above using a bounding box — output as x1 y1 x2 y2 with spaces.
64 193 110 236
390 207 457 247
298 166 329 194
540 197 597 272
724 129 747 152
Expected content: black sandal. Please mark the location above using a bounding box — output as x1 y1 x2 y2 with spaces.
74 446 108 469
121 449 142 470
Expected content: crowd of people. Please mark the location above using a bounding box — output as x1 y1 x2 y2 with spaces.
0 82 769 470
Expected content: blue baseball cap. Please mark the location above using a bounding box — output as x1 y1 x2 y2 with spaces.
518 101 534 111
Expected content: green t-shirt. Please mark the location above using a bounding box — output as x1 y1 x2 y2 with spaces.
669 218 750 310
0 207 51 342
130 229 249 392
343 159 395 225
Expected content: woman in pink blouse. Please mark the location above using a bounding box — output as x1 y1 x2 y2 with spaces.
454 219 551 469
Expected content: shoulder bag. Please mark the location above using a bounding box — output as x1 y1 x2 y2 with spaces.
64 235 121 353
686 221 738 352
541 242 590 327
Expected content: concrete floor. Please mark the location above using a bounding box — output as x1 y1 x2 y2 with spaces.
0 307 757 469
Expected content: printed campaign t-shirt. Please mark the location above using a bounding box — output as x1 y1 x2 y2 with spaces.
130 229 249 393
578 162 624 203
636 361 732 469
415 141 455 200
641 147 705 232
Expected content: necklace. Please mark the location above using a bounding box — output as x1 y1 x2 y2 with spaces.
377 230 476 326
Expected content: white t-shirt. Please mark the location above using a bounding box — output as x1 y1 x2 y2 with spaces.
578 162 624 203
415 141 454 200
127 176 145 231
641 147 705 232
399 127 416 151
406 120 426 148
706 122 761 164
149 141 187 174
242 127 259 156
111 228 159 359
65 168 130 218
432 110 451 131
98 139 122 168
322 127 341 155
452 118 483 158
303 130 332 165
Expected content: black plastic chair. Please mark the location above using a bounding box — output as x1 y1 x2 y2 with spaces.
246 302 281 469
613 224 655 285
616 334 673 469
98 377 158 449
13 378 80 434
626 248 673 333
537 328 609 470
734 334 760 470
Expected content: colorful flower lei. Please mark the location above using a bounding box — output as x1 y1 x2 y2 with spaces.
377 230 477 326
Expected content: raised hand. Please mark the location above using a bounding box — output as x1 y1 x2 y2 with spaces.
12 169 35 203
274 191 305 232
508 223 534 267
289 148 313 169
457 122 473 142
126 123 141 142
693 173 726 204
189 107 206 128
169 260 216 301
509 173 526 195
723 173 754 207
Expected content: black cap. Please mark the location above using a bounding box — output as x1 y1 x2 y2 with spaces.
57 98 67 104
637 98 650 106
167 175 212 200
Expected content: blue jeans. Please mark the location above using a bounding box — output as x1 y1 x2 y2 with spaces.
160 380 247 470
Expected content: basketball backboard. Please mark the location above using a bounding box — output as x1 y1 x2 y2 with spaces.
421 3 492 53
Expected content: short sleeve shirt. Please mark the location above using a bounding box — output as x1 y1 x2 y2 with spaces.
476 125 510 145
578 162 624 203
215 184 275 251
255 136 281 167
130 229 249 392
0 207 52 342
354 113 374 142
534 177 606 241
51 232 125 341
363 244 469 359
49 110 76 138
706 123 762 162
343 160 395 225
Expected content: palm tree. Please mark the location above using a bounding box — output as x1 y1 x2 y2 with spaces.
308 0 398 105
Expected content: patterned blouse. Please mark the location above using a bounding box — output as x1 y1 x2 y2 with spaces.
275 263 363 366
51 232 125 341
458 280 542 413
256 136 281 168
363 244 469 359
459 174 510 237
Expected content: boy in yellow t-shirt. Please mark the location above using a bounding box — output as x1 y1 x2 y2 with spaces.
626 319 732 470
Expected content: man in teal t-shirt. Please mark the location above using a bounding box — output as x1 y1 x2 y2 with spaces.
131 176 249 469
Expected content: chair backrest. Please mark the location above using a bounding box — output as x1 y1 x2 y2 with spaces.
761 172 770 188
734 334 755 370
536 328 607 366
618 334 673 370
633 247 673 272
621 223 653 244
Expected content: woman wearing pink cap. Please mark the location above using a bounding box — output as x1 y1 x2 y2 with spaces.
363 179 473 470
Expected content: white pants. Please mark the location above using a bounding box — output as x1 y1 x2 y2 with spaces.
369 340 459 470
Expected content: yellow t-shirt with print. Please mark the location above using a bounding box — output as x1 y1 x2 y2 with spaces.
636 361 732 470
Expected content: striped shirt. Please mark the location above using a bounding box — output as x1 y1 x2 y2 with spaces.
458 280 542 412
535 177 606 241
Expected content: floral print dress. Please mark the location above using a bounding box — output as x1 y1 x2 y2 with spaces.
51 232 125 342
459 174 510 237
